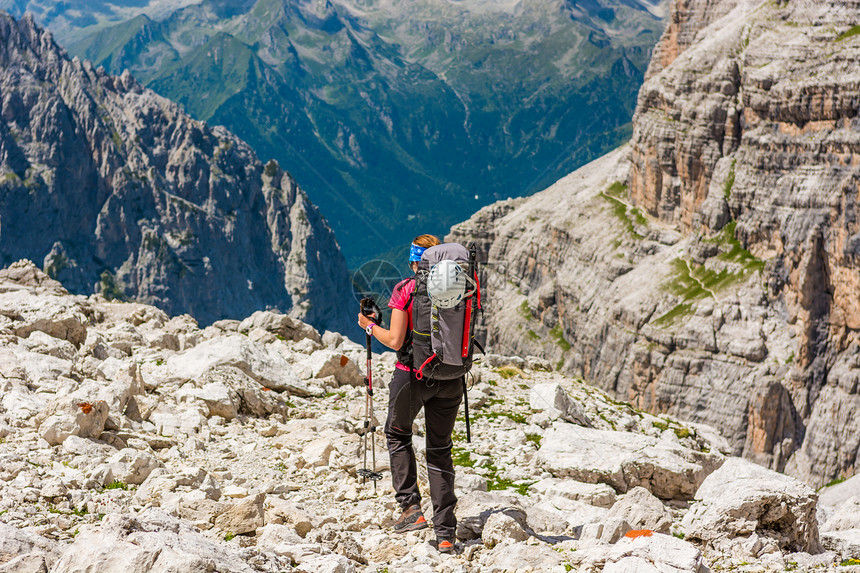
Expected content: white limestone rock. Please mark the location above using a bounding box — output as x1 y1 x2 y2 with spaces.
530 382 592 426
155 334 317 396
265 498 315 538
18 330 76 360
40 399 110 446
822 494 860 532
530 477 617 508
603 532 709 573
0 274 89 347
239 311 322 344
105 448 162 485
478 543 567 573
681 457 820 553
606 486 673 534
538 423 723 500
292 553 355 573
302 438 334 468
214 492 266 535
578 517 631 544
50 509 275 573
0 522 59 571
133 467 221 506
455 491 527 541
819 474 860 526
295 349 364 387
482 511 530 548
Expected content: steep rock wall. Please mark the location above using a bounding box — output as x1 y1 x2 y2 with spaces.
0 13 352 333
450 0 860 486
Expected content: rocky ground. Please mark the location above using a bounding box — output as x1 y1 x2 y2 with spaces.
1 258 860 572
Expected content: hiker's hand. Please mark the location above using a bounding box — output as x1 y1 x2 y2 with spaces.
358 312 376 329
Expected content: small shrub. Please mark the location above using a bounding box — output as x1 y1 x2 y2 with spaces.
652 420 669 432
723 159 736 199
105 480 128 491
263 160 279 177
518 300 532 320
494 366 522 379
225 532 236 542
525 433 542 449
550 324 571 352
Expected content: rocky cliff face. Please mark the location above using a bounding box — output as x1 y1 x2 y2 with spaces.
450 0 860 487
0 13 352 333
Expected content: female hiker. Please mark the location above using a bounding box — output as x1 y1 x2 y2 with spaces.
356 233 462 554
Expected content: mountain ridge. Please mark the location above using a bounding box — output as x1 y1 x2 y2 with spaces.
0 12 354 334
36 0 668 264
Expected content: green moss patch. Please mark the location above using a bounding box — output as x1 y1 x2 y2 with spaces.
550 323 571 352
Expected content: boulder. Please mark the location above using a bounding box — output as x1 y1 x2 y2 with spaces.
456 491 527 541
537 423 723 500
681 457 820 553
0 522 59 570
603 532 709 573
0 281 88 347
105 449 162 485
530 382 592 426
524 498 608 536
265 497 314 537
185 382 239 420
455 472 489 495
238 311 322 344
578 517 632 544
214 492 266 535
256 523 304 551
478 543 567 573
302 438 334 467
606 487 673 534
158 335 317 396
822 494 860 532
18 330 76 360
39 399 110 446
292 554 355 573
818 474 860 525
50 509 270 573
0 346 73 389
295 349 363 387
482 512 530 548
531 477 617 508
133 467 221 505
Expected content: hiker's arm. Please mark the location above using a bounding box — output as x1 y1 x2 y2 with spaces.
357 308 408 350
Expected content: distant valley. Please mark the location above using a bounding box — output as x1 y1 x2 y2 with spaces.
3 0 667 265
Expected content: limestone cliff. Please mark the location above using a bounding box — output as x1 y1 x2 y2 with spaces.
0 13 352 333
450 0 860 487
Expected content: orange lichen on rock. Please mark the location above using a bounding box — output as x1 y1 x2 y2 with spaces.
77 402 93 414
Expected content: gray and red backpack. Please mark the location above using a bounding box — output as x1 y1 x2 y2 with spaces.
395 242 483 381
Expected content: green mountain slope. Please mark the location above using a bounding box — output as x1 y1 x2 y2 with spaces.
30 0 666 264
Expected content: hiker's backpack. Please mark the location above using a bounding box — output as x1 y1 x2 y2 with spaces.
404 242 482 380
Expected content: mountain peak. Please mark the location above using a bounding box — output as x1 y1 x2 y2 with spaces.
0 11 353 333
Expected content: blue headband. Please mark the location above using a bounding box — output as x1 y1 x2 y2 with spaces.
409 243 427 262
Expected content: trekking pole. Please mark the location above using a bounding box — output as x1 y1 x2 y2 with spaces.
358 297 383 493
462 376 471 443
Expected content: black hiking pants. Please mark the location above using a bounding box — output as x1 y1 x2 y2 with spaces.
385 367 463 540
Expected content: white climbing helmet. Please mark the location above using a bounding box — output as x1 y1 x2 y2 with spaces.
427 259 473 308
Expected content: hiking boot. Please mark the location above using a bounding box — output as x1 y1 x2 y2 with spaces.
392 504 427 533
437 538 456 554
